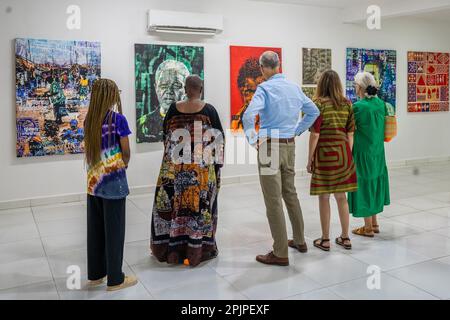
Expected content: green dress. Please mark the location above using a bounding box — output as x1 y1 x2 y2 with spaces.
348 97 390 217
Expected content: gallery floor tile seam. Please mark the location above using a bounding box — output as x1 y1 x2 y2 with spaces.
151 275 251 301
433 227 450 239
390 233 450 258
281 283 350 300
388 214 450 233
129 252 264 300
376 232 425 241
219 259 327 300
127 200 149 214
326 272 440 300
291 250 372 281
212 266 254 301
0 231 41 246
414 209 450 220
388 206 450 217
124 261 155 300
0 279 60 299
384 269 443 300
30 206 61 300
45 247 93 300
381 253 450 277
127 263 189 299
338 245 434 273
34 226 86 244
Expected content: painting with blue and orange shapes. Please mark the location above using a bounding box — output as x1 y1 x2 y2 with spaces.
15 38 101 157
346 48 397 113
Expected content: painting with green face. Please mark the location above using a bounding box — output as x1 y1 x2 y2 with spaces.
135 44 204 143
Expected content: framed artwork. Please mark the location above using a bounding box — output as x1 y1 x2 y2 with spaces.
302 86 317 100
346 48 397 112
302 48 332 85
15 38 101 157
135 44 204 143
230 45 282 133
407 51 449 113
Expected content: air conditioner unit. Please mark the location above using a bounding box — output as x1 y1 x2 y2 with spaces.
147 9 224 35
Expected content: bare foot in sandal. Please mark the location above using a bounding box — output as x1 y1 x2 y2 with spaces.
352 226 374 238
336 236 352 250
313 238 330 251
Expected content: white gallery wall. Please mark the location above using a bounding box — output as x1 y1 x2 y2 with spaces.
1 0 450 204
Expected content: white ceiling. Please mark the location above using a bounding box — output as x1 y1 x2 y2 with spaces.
251 0 450 22
251 0 381 9
412 8 450 22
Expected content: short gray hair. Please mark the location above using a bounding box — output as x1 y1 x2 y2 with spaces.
354 72 377 91
259 51 280 69
354 71 378 97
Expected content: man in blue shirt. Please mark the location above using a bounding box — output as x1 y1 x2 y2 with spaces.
243 51 319 266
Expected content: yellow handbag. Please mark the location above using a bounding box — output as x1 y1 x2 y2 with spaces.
384 102 397 142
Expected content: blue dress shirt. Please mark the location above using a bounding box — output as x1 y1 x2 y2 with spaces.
242 74 320 146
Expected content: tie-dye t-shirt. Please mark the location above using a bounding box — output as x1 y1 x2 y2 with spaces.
87 111 131 199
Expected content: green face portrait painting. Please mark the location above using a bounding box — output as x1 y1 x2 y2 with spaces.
135 44 204 143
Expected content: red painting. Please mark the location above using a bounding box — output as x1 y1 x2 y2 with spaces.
230 46 282 132
407 51 449 113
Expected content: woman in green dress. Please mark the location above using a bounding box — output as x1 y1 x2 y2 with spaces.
348 72 391 237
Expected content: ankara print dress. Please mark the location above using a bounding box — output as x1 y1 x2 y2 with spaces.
151 102 224 266
310 100 358 195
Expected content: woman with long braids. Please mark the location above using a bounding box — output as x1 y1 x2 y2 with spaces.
84 79 137 291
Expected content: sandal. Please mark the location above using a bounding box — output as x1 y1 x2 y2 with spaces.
352 226 374 238
313 238 330 252
373 225 380 234
335 236 352 250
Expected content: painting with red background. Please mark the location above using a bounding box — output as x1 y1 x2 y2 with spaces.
230 46 282 132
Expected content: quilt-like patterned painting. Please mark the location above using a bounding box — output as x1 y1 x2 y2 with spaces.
346 48 397 113
407 51 449 113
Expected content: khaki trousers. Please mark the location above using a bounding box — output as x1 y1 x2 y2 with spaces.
258 140 305 258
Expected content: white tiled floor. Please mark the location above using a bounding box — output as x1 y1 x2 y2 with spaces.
1 162 450 300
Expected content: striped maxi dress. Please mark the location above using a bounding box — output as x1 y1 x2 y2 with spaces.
310 100 358 195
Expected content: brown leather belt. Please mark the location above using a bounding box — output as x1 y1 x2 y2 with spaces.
265 137 295 144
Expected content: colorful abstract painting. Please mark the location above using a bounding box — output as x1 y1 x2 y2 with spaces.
230 46 282 133
302 48 332 85
15 38 101 157
407 51 449 113
346 48 397 112
135 44 204 143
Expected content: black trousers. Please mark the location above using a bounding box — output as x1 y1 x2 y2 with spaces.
87 195 126 286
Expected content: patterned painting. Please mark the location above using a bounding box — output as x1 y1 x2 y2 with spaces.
230 45 282 133
135 44 204 143
302 48 332 85
15 38 101 157
302 86 317 100
407 51 449 113
346 48 397 112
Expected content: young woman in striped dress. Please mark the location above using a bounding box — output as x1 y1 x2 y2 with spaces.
307 70 358 251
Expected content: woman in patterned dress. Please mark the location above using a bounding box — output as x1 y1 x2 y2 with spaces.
307 70 357 251
150 75 225 267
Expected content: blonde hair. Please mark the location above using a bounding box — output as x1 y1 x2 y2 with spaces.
84 79 122 166
354 72 378 97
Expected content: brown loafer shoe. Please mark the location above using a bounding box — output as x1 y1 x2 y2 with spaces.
288 240 308 253
256 251 289 266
